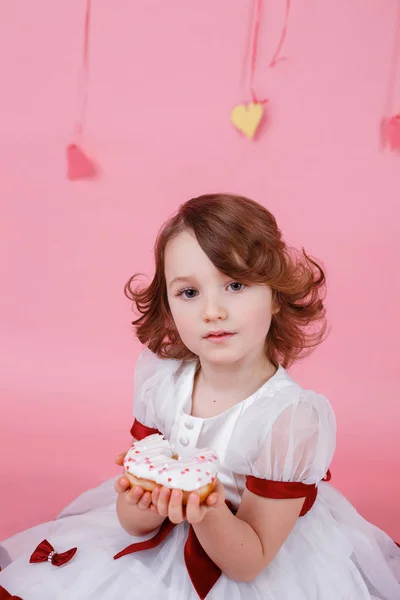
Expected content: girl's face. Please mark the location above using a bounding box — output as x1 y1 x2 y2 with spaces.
165 230 275 366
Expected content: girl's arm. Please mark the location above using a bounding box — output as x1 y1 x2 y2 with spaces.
192 488 305 582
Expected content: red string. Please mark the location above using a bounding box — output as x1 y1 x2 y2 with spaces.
73 0 92 140
383 0 400 120
250 0 267 104
249 0 291 105
269 0 291 68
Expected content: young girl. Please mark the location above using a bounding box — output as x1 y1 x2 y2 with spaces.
1 194 399 600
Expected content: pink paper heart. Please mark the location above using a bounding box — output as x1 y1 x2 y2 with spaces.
66 144 98 180
387 115 400 151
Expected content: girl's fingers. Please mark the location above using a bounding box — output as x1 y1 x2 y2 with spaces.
205 492 218 506
114 476 130 494
149 503 159 514
186 492 202 523
168 489 184 524
157 486 171 518
126 485 145 506
115 453 126 466
151 486 161 507
137 491 152 511
115 480 159 514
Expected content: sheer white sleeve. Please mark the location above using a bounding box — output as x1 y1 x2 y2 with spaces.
131 348 182 437
225 388 336 485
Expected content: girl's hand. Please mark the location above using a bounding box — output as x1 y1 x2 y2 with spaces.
115 450 226 521
115 451 127 467
153 479 226 525
114 475 160 514
114 451 159 514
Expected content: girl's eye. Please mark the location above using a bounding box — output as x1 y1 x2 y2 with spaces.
176 288 198 300
228 282 246 292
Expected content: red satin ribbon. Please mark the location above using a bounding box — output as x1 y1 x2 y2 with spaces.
0 586 23 600
29 539 77 567
130 419 162 440
114 518 222 600
247 476 317 516
247 469 331 517
184 524 222 599
114 518 175 559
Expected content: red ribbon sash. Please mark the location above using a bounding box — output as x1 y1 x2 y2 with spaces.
114 520 221 600
0 586 23 600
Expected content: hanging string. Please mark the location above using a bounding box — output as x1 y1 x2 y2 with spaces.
249 0 266 104
249 0 291 105
73 0 92 141
67 0 97 181
381 0 400 148
269 0 291 68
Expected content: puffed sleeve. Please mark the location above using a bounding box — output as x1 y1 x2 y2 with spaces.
252 390 336 484
225 387 337 514
130 348 182 440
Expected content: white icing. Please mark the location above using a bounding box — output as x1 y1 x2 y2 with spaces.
124 434 219 491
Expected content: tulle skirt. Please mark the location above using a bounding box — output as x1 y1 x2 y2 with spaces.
1 479 399 600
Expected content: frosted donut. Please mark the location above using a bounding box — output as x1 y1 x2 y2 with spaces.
123 434 219 504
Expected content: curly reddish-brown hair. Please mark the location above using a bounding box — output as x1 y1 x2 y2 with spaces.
125 194 328 368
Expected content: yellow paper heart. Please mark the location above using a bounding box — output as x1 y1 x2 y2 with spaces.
231 102 264 139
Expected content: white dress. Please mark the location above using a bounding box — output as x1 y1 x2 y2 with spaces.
1 349 399 600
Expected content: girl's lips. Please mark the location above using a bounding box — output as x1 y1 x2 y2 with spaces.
205 333 236 344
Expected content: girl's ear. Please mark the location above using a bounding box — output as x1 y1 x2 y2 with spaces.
272 291 281 315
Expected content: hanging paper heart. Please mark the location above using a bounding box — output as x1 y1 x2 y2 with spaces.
66 144 98 181
231 0 290 140
380 2 400 153
231 102 265 139
67 1 99 180
387 114 400 150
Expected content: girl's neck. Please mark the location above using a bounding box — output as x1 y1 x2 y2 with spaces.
191 352 277 414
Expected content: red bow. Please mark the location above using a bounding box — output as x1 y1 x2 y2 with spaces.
29 539 77 567
114 520 220 600
0 585 23 600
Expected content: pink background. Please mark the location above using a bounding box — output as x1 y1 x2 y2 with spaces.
1 0 399 542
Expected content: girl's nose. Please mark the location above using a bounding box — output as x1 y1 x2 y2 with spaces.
202 296 228 322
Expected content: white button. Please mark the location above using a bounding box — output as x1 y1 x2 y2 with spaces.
184 420 194 430
179 436 189 446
